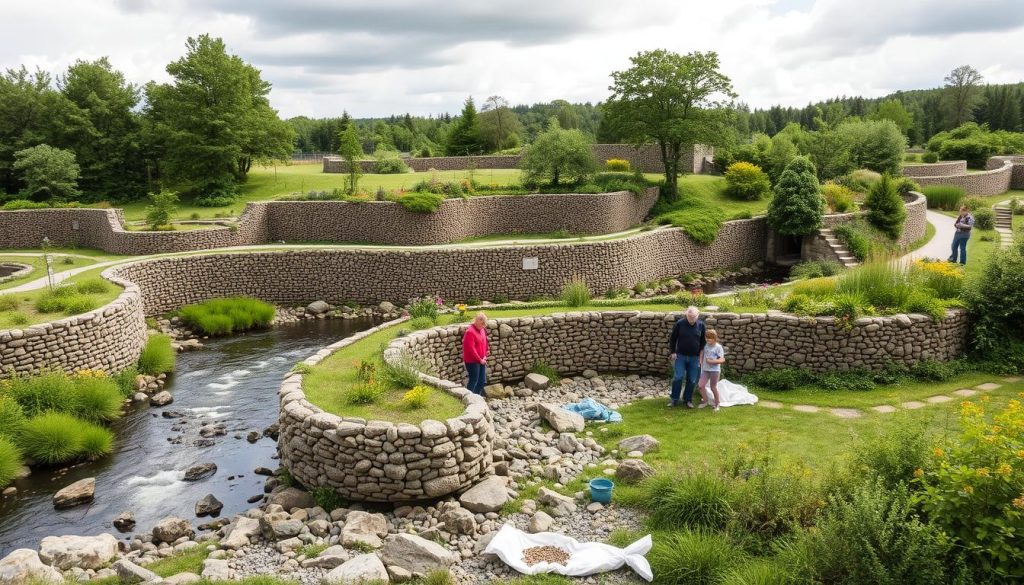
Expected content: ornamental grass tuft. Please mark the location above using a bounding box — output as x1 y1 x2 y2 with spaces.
179 297 275 335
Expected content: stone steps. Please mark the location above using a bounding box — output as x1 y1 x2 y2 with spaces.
993 203 1014 249
818 228 859 268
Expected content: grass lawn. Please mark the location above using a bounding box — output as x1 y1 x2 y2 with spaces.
0 254 103 291
0 264 123 328
648 173 770 219
753 373 996 408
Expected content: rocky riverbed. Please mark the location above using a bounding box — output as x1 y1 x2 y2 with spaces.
1 375 666 584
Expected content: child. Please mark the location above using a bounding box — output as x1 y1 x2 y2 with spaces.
697 329 725 412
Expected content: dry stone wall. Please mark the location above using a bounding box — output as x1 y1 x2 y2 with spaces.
323 144 712 175
901 161 967 177
390 310 970 382
989 155 1024 189
910 158 1014 195
277 319 495 502
0 269 147 378
806 192 927 259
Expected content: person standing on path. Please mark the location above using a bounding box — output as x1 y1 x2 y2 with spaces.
463 312 489 395
668 306 706 408
949 205 974 265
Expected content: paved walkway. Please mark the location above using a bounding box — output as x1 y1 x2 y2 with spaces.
908 209 957 261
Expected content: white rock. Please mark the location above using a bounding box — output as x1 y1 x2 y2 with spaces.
379 533 458 576
538 403 585 433
322 554 389 584
38 534 118 570
458 476 509 513
341 511 388 549
200 559 230 581
528 511 554 533
221 517 260 549
0 549 63 585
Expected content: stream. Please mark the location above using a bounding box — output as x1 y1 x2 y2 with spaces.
0 317 377 555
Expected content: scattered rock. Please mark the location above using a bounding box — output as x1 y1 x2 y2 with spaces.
112 559 160 584
458 475 509 513
483 384 511 399
200 559 230 581
442 506 476 535
538 403 585 433
246 431 260 443
149 391 173 406
151 517 194 544
183 463 217 481
618 435 660 454
528 511 554 533
523 373 550 391
163 572 201 585
0 549 63 584
306 301 331 315
38 534 119 570
221 517 260 550
198 424 225 438
266 487 315 511
379 533 458 576
537 487 577 517
341 511 388 549
378 301 396 313
616 459 656 484
300 546 350 569
52 478 95 510
195 494 223 517
322 554 388 584
112 511 136 533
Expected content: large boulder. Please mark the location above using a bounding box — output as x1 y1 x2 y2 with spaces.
0 549 63 585
529 511 554 533
300 545 350 569
152 517 194 544
38 534 118 570
322 554 389 584
221 517 260 550
112 559 161 584
52 478 95 510
537 487 577 517
267 487 315 511
379 534 457 576
618 435 660 454
538 403 584 433
306 301 331 315
523 373 550 391
195 494 223 517
616 459 656 484
342 511 388 549
183 463 217 481
458 476 509 513
149 391 173 407
201 559 230 581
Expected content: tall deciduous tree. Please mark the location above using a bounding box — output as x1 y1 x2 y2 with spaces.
767 156 823 236
519 118 596 187
943 65 983 129
58 58 146 201
0 67 65 195
870 99 914 136
12 144 81 201
604 50 736 201
144 35 294 202
480 95 521 152
337 124 363 194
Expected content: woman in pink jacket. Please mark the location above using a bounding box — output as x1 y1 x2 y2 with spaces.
462 312 489 395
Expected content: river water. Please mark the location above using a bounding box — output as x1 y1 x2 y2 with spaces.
0 318 376 555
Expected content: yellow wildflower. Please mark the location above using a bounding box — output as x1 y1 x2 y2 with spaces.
933 447 945 458
976 467 990 477
997 463 1013 476
963 485 974 495
1014 496 1024 510
913 468 924 478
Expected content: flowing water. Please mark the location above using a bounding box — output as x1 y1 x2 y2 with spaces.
0 318 377 555
693 265 793 295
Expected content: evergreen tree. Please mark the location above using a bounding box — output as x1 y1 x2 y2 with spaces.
864 174 907 240
445 97 484 155
767 156 823 236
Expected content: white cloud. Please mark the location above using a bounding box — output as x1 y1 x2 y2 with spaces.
0 0 1021 118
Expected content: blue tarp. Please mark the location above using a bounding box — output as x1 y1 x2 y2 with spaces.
564 397 622 423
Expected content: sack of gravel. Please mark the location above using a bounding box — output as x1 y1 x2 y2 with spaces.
484 523 653 581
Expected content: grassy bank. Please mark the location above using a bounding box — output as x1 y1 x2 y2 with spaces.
0 265 123 328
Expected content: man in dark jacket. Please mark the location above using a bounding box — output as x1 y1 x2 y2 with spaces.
668 306 706 408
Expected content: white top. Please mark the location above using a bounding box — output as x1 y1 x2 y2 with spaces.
703 343 724 372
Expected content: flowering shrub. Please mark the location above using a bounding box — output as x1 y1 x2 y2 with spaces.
821 182 855 213
407 296 442 321
911 260 963 299
605 158 631 172
917 397 1024 577
400 385 431 410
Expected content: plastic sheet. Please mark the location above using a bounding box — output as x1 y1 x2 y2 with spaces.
563 397 622 422
483 523 653 581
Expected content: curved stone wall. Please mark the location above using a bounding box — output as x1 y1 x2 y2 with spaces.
0 190 656 253
277 319 495 502
909 158 1015 196
389 309 970 382
819 192 927 248
0 262 33 285
0 269 147 378
901 160 968 178
989 155 1024 189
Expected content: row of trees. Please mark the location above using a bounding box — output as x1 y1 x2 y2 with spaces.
0 35 294 204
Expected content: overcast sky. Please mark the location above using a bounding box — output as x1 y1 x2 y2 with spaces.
3 0 1024 119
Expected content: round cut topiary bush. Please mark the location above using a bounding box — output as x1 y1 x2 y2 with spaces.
724 162 771 201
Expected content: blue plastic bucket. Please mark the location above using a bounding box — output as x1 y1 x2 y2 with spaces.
589 478 614 503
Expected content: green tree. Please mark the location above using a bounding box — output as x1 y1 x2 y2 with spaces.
144 35 292 202
445 97 484 155
942 65 983 129
767 156 823 236
58 58 147 201
0 67 66 195
864 174 906 240
479 95 522 152
842 119 907 175
604 50 736 201
337 124 363 194
519 119 596 187
870 99 914 135
12 144 80 201
144 189 179 229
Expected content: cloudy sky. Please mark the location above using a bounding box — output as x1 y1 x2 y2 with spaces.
3 0 1024 119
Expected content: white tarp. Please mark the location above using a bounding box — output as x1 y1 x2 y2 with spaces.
696 378 759 407
483 523 654 581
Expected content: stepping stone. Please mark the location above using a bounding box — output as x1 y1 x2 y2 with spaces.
829 408 862 418
926 395 953 404
792 404 819 413
1002 377 1022 383
871 405 897 414
758 400 784 409
901 401 926 410
975 383 1002 391
952 389 978 397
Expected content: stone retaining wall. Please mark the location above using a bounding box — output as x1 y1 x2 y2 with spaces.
901 160 967 178
323 144 712 175
910 158 1015 196
0 262 33 284
0 269 147 378
277 319 495 502
807 192 928 257
389 309 970 382
989 155 1024 189
0 190 655 253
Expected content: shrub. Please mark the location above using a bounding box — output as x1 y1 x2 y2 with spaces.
380 355 427 389
373 151 409 174
789 260 841 280
908 359 957 382
345 381 384 405
79 424 114 459
530 361 561 382
791 277 838 298
922 151 939 163
34 288 96 314
863 174 906 240
398 192 445 213
519 122 596 187
605 158 631 172
643 473 734 531
400 385 431 410
921 185 965 211
0 435 22 487
5 312 28 326
656 206 725 244
852 421 929 490
357 359 377 382
138 334 177 375
820 182 855 213
407 297 441 320
71 374 123 422
16 412 91 464
75 277 110 294
849 169 882 189
973 207 995 230
939 138 998 169
837 259 914 311
724 162 771 201
720 561 792 585
904 290 945 321
732 286 779 310
787 479 955 585
891 176 920 196
917 399 1024 577
0 295 17 312
0 395 27 439
408 316 435 330
179 297 275 335
963 246 1024 352
114 365 141 397
962 196 986 211
311 487 347 512
3 371 79 418
767 157 823 236
1 199 50 210
648 529 744 585
144 189 179 230
910 260 963 299
561 276 591 307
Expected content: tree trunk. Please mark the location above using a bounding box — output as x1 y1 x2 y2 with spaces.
660 140 679 201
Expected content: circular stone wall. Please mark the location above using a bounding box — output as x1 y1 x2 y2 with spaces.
0 262 32 284
276 319 495 502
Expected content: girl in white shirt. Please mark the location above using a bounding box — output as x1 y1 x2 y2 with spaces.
698 329 726 412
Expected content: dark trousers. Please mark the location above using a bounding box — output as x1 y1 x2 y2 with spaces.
670 354 701 403
465 362 487 395
949 233 969 265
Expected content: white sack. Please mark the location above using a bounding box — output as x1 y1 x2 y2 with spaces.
483 523 653 582
697 378 759 407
